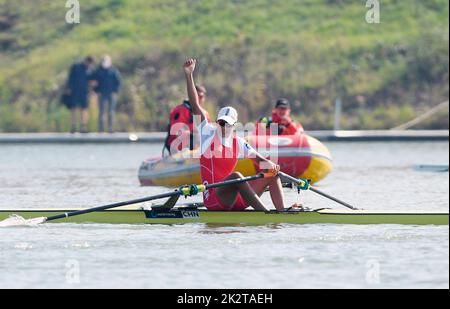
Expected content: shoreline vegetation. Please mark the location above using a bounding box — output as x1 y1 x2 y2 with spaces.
0 0 449 132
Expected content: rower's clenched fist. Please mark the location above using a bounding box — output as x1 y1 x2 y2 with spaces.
183 58 196 75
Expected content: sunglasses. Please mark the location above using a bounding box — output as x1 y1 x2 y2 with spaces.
217 120 233 128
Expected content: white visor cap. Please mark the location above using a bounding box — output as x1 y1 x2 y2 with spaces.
217 106 238 126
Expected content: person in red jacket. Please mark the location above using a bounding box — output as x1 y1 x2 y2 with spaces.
163 85 210 155
256 99 304 136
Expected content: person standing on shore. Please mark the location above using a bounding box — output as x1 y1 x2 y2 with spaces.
67 56 95 133
92 55 122 133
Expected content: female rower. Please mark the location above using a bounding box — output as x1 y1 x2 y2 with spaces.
183 58 286 212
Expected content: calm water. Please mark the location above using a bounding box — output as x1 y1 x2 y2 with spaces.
0 141 448 288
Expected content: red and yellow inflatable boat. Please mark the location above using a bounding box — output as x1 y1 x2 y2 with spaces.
138 131 332 187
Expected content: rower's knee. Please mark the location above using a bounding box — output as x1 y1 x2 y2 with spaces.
269 175 281 184
227 172 248 189
263 175 281 190
229 172 244 179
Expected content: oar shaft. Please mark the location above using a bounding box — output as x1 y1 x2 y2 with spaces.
46 190 181 221
46 173 269 222
278 172 358 210
279 172 307 186
205 173 266 190
309 187 358 210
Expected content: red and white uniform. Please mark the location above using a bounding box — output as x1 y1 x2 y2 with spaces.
198 120 256 211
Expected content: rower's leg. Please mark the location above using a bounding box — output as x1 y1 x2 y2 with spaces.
268 177 285 212
216 172 268 211
249 176 285 211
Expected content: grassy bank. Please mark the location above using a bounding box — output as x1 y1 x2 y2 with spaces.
0 0 448 132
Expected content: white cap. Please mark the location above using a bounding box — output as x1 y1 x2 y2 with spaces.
217 106 238 125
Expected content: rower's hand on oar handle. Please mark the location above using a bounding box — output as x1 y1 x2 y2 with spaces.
262 171 277 178
262 161 281 178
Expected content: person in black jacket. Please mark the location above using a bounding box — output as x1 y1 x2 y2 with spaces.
92 55 122 133
67 56 95 133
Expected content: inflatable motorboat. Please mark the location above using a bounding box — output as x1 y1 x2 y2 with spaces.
138 131 332 187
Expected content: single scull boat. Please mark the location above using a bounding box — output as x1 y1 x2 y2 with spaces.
0 205 447 225
0 173 447 227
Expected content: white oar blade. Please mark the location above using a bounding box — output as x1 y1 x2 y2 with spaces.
0 215 47 227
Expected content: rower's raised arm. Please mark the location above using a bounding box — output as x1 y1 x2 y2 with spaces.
183 59 206 122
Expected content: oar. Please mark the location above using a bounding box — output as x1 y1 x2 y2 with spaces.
278 172 358 210
0 173 270 227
